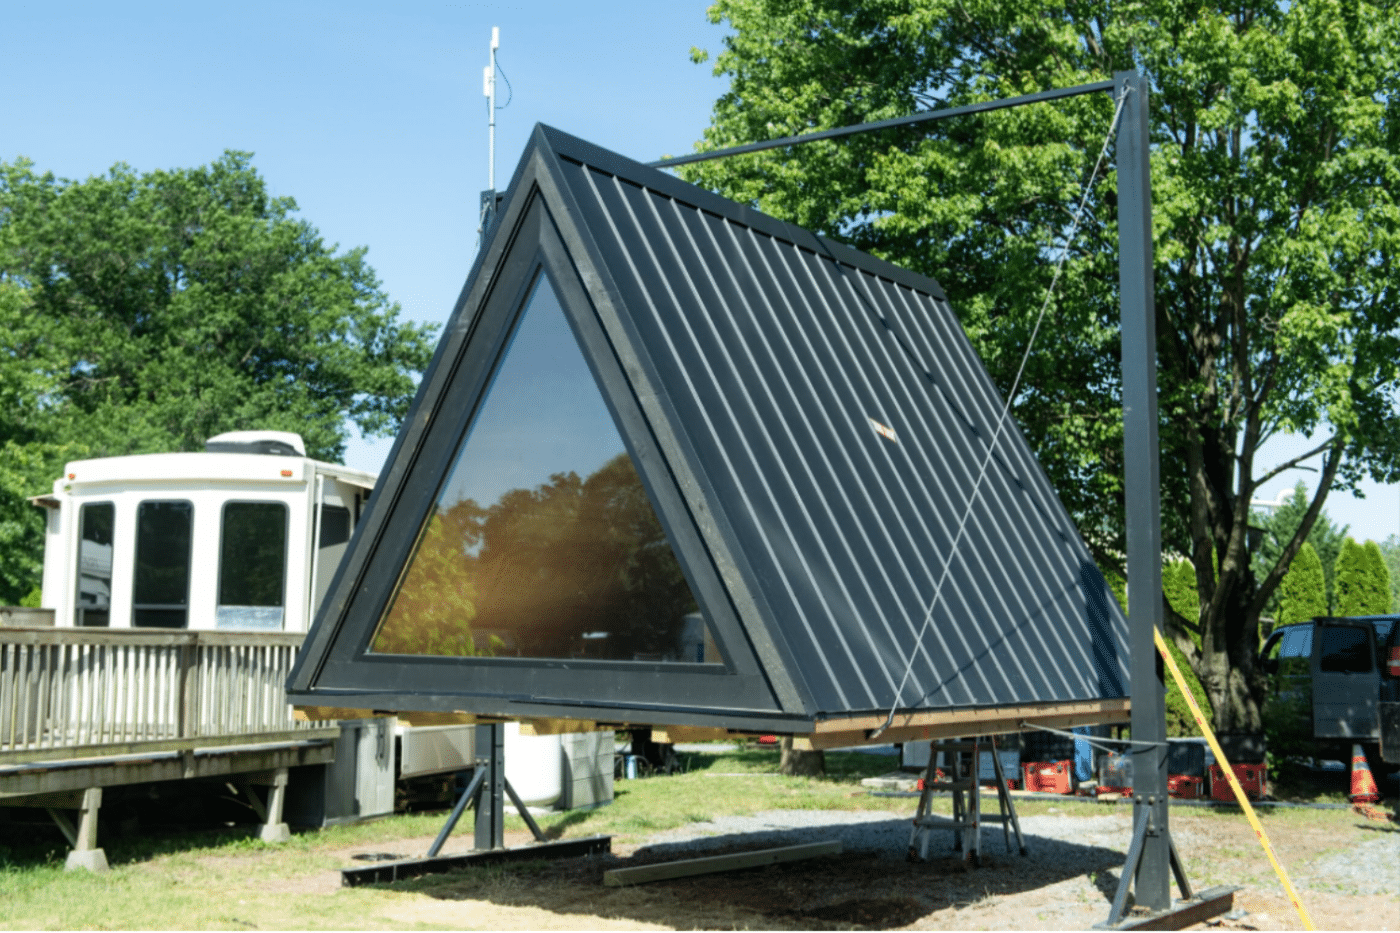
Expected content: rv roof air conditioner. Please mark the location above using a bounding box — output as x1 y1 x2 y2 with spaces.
204 431 307 457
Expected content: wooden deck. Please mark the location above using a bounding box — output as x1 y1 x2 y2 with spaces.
1 627 335 768
0 627 339 867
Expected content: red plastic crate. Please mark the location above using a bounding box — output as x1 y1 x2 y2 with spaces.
1168 774 1204 799
1208 762 1267 801
1022 760 1072 794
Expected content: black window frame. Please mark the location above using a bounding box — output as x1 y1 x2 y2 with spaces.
215 499 290 630
295 193 783 720
74 500 115 628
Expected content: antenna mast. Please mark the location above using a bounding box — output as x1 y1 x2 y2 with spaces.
480 27 500 238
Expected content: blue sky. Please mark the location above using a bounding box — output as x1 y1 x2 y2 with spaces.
5 1 1394 545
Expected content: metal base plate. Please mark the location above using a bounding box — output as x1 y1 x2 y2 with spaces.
340 835 612 887
1095 885 1238 931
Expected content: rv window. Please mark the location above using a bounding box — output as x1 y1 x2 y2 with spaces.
1320 625 1372 673
75 502 114 627
133 500 193 629
370 276 721 665
312 504 352 614
319 505 351 548
217 502 288 630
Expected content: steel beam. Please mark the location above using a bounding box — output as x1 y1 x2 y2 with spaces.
340 836 613 887
649 80 1115 168
1114 68 1171 912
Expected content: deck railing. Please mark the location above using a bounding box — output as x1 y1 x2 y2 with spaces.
0 628 331 764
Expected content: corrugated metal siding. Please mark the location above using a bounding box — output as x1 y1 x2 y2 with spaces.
555 148 1129 716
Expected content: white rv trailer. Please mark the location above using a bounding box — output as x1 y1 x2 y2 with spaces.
35 431 370 635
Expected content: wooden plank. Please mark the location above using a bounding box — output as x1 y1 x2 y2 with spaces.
805 702 1131 750
603 841 842 887
292 705 376 723
650 726 729 744
0 726 340 767
394 711 476 727
519 718 598 736
811 698 1131 735
0 738 337 799
0 629 305 649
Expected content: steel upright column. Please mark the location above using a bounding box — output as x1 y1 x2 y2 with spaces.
1115 69 1170 912
474 722 506 850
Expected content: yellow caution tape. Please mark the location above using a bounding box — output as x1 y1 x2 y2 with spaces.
1154 627 1315 931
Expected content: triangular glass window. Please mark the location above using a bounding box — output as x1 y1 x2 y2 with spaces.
370 275 722 664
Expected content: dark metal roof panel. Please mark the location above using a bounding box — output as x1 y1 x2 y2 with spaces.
550 134 1128 716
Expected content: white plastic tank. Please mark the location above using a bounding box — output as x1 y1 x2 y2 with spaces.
503 722 562 807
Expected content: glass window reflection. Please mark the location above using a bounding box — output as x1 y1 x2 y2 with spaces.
371 276 721 664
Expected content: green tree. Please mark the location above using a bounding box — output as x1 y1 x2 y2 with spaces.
1335 537 1392 616
0 152 437 603
1380 535 1400 612
1110 562 1213 736
1251 482 1349 615
1363 540 1393 614
682 0 1400 733
1277 541 1327 625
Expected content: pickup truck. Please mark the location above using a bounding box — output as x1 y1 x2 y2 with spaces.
1259 615 1399 768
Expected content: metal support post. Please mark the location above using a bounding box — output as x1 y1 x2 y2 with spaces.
474 722 505 851
1112 67 1172 916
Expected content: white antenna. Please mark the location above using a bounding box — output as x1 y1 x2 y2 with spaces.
484 26 499 192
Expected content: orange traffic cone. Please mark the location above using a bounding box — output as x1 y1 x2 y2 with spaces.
1349 744 1382 817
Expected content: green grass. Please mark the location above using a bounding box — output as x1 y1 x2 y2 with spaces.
0 745 905 929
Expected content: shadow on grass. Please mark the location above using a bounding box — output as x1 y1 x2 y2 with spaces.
390 818 1128 930
0 817 278 871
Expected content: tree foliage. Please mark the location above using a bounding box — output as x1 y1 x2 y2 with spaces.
1334 536 1392 615
1381 535 1400 612
1110 562 1213 736
1251 482 1349 615
681 0 1400 732
0 152 437 603
1277 541 1328 625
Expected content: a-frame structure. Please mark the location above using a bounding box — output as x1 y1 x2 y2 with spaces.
287 125 1130 745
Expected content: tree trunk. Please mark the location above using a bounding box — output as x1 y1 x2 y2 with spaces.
779 737 825 776
1197 566 1263 734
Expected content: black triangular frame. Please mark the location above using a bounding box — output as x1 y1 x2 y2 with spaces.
288 132 809 731
289 123 1131 732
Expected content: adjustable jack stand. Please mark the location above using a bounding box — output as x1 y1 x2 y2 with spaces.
342 722 612 886
1096 795 1237 930
428 723 546 857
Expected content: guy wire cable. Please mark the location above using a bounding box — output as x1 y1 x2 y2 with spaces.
870 86 1131 740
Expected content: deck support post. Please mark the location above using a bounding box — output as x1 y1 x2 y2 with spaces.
62 787 108 872
256 767 291 843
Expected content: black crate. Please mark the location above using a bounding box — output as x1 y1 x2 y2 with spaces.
1023 730 1077 763
1216 733 1266 765
1167 740 1207 777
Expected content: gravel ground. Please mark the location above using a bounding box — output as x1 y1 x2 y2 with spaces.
617 805 1400 930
